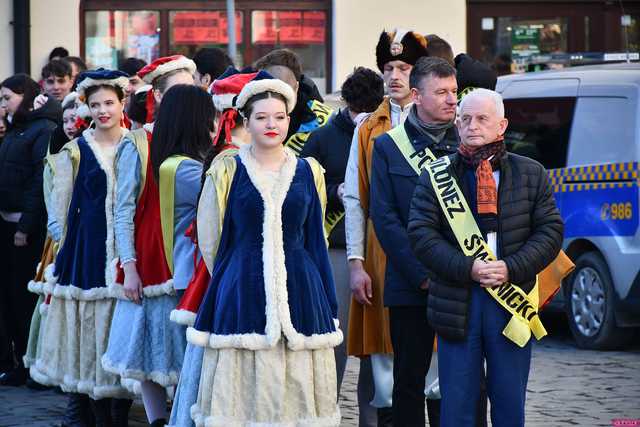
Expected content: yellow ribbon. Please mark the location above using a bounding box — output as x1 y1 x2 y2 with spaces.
158 155 190 274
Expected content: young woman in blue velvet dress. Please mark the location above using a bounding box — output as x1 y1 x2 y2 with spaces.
33 69 133 424
170 74 342 426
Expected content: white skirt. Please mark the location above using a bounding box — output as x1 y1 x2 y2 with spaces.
33 295 130 399
191 339 340 427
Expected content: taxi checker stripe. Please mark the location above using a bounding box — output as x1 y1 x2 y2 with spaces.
425 155 547 347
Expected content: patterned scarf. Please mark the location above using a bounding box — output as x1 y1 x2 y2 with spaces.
458 136 506 232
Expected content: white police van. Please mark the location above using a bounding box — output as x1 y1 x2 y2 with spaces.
496 63 640 349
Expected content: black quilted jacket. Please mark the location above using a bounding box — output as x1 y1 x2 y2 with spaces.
408 152 563 341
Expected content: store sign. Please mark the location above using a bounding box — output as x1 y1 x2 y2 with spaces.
302 11 325 43
172 11 242 44
253 10 325 44
512 25 541 58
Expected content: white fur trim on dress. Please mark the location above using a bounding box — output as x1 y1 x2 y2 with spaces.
76 76 130 99
50 283 113 301
29 364 57 387
27 279 45 295
190 406 341 427
170 309 197 326
101 354 180 387
109 278 176 300
235 79 297 114
187 145 343 351
38 301 49 315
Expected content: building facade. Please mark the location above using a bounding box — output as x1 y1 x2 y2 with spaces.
1 0 638 90
0 0 467 92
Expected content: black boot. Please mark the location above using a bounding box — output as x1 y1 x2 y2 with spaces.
61 393 92 427
111 398 132 427
150 419 166 427
89 398 113 427
111 399 133 427
0 366 28 386
377 407 393 427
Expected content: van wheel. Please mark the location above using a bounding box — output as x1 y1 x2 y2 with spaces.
566 252 627 349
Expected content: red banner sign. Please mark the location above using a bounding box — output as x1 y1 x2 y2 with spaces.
172 11 242 45
252 10 325 45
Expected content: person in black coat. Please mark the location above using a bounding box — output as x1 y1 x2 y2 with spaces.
301 67 384 427
0 74 60 386
408 88 563 427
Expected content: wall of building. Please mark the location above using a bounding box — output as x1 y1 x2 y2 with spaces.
30 0 80 78
1 0 466 85
0 0 14 78
332 0 466 89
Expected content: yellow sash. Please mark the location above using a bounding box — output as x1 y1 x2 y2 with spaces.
425 155 547 347
285 100 333 156
127 128 150 203
159 155 190 274
387 126 437 174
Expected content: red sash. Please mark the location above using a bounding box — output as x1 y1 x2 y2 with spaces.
115 132 172 287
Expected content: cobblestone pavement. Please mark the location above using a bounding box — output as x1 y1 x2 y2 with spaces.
1 314 638 426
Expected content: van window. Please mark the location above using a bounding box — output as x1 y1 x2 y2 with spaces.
568 97 634 166
503 97 576 169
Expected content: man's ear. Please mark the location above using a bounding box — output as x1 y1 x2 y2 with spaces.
498 117 508 136
410 87 420 105
202 73 212 87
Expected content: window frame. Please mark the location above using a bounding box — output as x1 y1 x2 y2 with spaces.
80 0 333 91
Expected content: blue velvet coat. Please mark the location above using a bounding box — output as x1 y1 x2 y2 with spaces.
48 130 122 300
188 146 343 351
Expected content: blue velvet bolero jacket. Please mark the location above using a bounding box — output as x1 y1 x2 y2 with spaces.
188 145 343 351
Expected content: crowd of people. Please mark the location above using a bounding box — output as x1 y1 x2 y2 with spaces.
0 29 566 427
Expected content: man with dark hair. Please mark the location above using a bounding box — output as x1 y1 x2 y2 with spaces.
301 66 384 427
426 35 455 66
119 57 148 96
408 88 563 426
192 47 234 89
41 59 73 101
64 56 87 82
370 56 459 426
254 48 331 154
48 46 69 61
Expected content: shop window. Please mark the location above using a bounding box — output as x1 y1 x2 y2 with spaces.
480 17 568 68
503 97 576 169
169 11 244 66
623 15 640 52
85 10 160 69
251 10 326 91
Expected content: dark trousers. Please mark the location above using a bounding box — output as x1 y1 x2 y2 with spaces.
0 217 44 369
389 305 436 427
438 286 532 427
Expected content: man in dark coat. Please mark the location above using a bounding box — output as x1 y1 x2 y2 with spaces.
407 88 563 426
370 57 459 426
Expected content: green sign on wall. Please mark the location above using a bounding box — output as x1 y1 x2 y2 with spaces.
512 25 541 58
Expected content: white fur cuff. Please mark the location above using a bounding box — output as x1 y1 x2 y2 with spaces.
170 309 196 326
